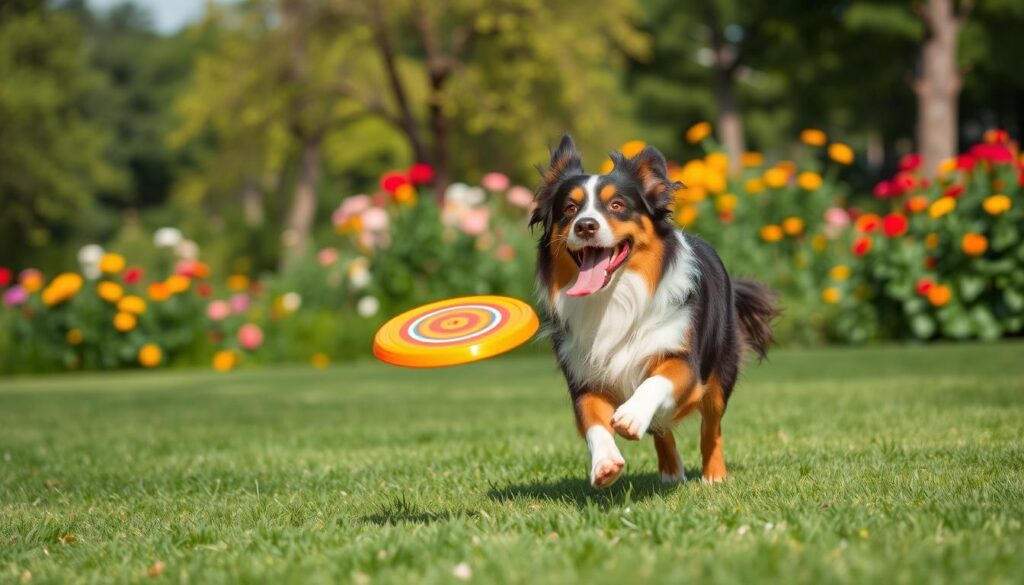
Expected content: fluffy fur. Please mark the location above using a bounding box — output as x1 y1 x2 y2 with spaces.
531 134 779 487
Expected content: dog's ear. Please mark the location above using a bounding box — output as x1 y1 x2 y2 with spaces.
614 146 680 214
531 134 584 233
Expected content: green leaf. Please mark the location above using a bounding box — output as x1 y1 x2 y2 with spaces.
910 314 936 339
958 275 986 302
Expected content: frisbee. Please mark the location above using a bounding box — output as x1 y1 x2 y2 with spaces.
373 295 540 368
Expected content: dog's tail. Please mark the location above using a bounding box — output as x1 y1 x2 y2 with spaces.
733 279 780 360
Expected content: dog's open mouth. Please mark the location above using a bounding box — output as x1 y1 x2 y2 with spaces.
566 239 632 297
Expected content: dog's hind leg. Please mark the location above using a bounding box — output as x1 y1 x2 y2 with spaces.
699 377 728 483
575 392 625 488
653 431 686 483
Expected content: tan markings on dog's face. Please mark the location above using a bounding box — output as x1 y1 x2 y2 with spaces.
599 184 617 203
610 214 663 292
547 186 589 300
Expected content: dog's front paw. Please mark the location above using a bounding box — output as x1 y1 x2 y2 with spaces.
591 455 625 488
611 402 651 440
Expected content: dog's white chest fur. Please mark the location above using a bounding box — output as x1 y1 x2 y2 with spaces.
550 233 699 402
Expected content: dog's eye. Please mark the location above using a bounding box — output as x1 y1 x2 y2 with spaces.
564 203 578 217
609 200 625 212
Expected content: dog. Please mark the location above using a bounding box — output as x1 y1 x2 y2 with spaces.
530 134 779 488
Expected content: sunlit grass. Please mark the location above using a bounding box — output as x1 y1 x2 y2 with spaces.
2 342 1022 583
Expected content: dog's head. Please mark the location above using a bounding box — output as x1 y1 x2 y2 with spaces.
532 134 680 299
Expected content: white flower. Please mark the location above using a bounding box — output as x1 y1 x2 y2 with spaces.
77 244 104 267
452 562 472 581
153 227 183 248
357 296 379 318
349 266 371 290
282 292 302 313
175 239 199 260
83 264 101 280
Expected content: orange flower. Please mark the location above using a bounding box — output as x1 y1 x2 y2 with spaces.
741 152 764 168
782 217 804 236
907 196 930 214
929 197 956 219
66 328 83 345
227 274 250 292
854 213 881 233
97 281 123 303
962 233 988 256
99 253 126 275
686 122 712 143
21 270 44 293
41 273 83 306
925 233 940 250
828 143 854 165
138 344 162 368
852 236 872 256
148 282 171 302
620 140 646 158
927 284 951 307
165 275 190 294
800 129 827 147
113 312 137 332
763 168 789 189
705 152 729 172
744 178 764 194
675 204 699 227
212 350 237 372
117 295 147 315
599 159 615 174
714 194 738 214
936 158 957 177
983 194 1011 215
822 287 841 304
760 225 783 242
830 265 851 281
797 172 823 191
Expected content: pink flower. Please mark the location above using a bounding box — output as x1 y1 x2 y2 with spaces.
3 285 27 307
361 207 389 232
458 208 490 236
481 172 510 192
230 293 250 314
206 300 230 322
823 207 850 239
506 186 534 209
332 195 371 227
318 247 339 267
237 323 263 351
496 244 515 262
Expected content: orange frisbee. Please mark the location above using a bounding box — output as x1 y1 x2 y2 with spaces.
373 295 540 368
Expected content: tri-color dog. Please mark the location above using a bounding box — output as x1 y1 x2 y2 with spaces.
531 134 779 488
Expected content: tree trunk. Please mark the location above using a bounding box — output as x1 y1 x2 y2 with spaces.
241 180 264 227
427 75 450 202
281 138 321 270
915 0 965 177
711 68 746 174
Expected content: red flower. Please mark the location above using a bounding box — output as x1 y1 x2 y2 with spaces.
123 266 143 285
899 153 922 172
944 184 964 198
408 162 435 184
984 129 1008 144
0 267 11 287
197 282 214 298
970 144 1014 165
853 236 872 256
916 278 934 296
956 154 976 171
873 180 893 199
920 178 930 189
882 213 908 238
718 211 734 224
846 207 863 221
379 171 410 194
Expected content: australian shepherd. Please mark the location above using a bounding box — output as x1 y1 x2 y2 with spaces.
531 134 779 488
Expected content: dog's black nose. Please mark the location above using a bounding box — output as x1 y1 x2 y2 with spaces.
574 218 599 239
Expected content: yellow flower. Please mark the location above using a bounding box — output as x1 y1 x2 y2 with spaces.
811 235 828 252
828 143 854 165
705 152 729 172
212 350 237 372
929 197 956 219
760 225 783 242
983 194 1011 215
715 194 738 214
99 253 126 274
744 178 764 194
763 167 789 189
600 159 615 174
782 217 804 236
704 169 727 194
830 265 851 281
227 274 250 292
686 122 712 143
311 352 330 369
138 344 162 368
148 282 171 302
41 273 84 306
393 183 417 205
117 295 146 315
620 140 646 158
800 129 827 147
677 185 707 204
113 312 137 332
97 281 123 303
925 233 940 250
797 172 823 191
679 160 707 188
822 287 841 304
675 204 699 227
66 328 83 345
741 152 764 168
165 275 190 294
936 157 957 176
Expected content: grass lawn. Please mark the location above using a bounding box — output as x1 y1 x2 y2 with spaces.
2 342 1023 584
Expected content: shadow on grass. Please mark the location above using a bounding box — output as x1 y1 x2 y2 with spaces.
360 494 479 526
487 468 703 508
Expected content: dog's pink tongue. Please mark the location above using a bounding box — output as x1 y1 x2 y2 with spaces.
566 248 614 297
